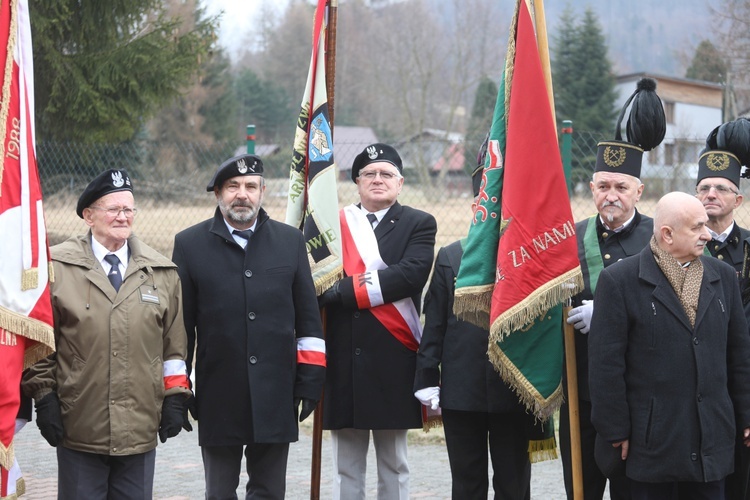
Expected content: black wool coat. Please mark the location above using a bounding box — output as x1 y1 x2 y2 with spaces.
323 202 437 430
414 240 529 415
172 208 325 445
588 246 750 483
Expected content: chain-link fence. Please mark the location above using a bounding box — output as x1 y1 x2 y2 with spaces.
40 130 750 257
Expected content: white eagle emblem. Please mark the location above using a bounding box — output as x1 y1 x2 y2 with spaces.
367 146 379 160
111 171 125 188
236 158 248 174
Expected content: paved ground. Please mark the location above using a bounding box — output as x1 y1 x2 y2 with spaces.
12 415 607 499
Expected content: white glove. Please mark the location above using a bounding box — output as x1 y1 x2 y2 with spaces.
414 387 440 410
567 300 593 334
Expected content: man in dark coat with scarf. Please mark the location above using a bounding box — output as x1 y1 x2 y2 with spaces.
317 143 437 499
172 154 326 499
589 191 750 499
413 148 536 500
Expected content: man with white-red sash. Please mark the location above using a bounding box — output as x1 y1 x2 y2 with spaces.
318 143 437 500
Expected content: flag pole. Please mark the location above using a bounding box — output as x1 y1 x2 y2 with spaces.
309 3 338 499
325 0 338 132
532 1 583 496
563 306 584 500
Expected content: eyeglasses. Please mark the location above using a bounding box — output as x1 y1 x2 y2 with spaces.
359 170 400 181
90 206 138 218
696 184 738 196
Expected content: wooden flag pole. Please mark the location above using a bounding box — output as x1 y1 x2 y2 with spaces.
563 306 584 500
310 4 338 499
325 0 338 131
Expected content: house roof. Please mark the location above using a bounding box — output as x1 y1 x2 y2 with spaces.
333 126 379 171
617 72 723 108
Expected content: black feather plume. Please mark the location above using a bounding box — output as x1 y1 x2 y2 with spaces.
717 118 750 167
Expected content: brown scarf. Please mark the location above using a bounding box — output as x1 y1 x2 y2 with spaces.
650 236 703 328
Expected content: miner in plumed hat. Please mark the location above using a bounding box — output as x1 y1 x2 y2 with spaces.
172 153 325 498
317 142 437 499
695 118 750 500
413 133 539 498
562 77 666 500
23 169 193 497
694 118 750 273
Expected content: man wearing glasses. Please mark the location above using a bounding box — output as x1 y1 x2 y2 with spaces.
23 169 192 498
318 143 437 499
695 124 750 274
694 118 750 500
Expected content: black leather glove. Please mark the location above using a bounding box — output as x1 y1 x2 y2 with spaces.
318 280 342 308
159 394 189 443
295 397 318 422
35 392 64 447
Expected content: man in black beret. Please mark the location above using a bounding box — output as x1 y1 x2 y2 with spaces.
23 169 192 498
172 154 326 499
318 143 437 499
413 138 536 499
563 78 666 500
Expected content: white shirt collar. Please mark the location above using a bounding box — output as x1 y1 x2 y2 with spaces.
91 236 129 273
224 218 258 249
707 221 734 242
359 205 390 228
599 211 636 233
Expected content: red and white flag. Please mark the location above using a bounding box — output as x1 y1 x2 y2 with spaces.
0 0 55 495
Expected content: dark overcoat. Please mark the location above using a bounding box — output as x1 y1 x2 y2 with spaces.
323 202 437 430
588 246 750 483
172 208 325 445
414 240 527 414
706 223 750 273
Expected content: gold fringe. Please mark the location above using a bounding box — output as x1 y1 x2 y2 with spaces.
0 307 55 369
0 441 13 471
49 261 55 283
0 0 18 196
528 436 558 463
422 414 443 432
20 268 38 291
314 265 343 297
487 340 564 421
453 284 493 329
491 267 583 340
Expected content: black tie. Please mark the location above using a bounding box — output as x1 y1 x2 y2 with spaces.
233 229 254 247
104 254 122 292
366 213 378 228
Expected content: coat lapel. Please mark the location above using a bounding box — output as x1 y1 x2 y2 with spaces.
374 202 402 238
694 258 718 330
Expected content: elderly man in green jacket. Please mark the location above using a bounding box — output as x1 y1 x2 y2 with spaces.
23 169 192 499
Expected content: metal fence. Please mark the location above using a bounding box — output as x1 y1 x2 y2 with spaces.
40 130 750 257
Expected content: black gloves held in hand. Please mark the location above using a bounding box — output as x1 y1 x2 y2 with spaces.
35 392 64 447
318 280 342 308
295 397 318 422
159 394 192 443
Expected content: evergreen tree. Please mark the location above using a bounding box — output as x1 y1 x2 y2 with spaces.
686 40 728 83
465 76 498 172
30 0 217 143
233 68 293 144
552 7 617 135
551 6 617 184
551 6 580 128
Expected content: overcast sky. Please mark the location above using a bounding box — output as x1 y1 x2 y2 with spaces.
201 0 291 58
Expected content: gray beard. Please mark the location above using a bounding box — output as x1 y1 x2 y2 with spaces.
219 198 259 224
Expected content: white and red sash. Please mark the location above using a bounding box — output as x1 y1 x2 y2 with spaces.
340 205 421 352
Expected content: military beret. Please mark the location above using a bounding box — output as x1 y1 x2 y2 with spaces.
351 143 403 183
76 169 133 218
206 154 264 191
